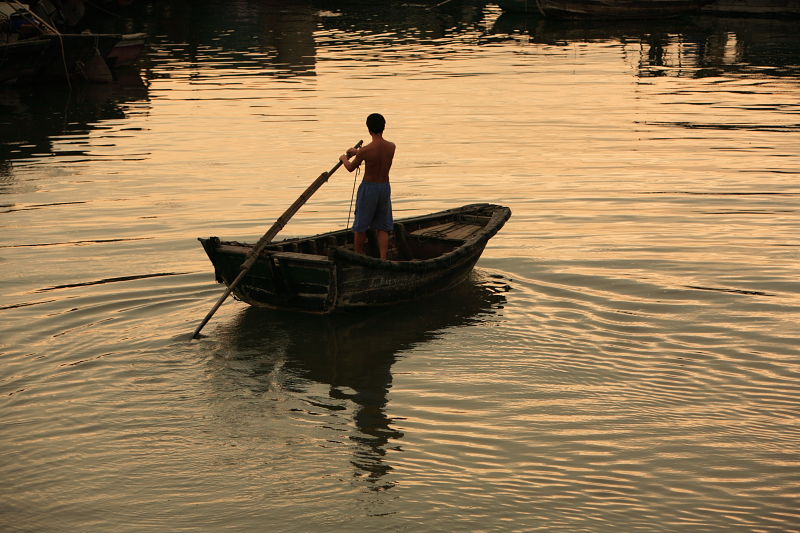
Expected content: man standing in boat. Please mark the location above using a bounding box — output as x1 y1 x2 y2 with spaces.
339 113 396 260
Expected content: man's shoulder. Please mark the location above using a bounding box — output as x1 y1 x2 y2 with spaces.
361 139 395 156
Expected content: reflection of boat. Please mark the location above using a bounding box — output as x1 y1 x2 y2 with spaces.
135 0 318 78
495 0 542 13
497 0 712 18
212 277 507 486
488 11 800 79
199 204 511 314
491 10 700 39
701 0 800 15
0 74 147 160
225 277 507 386
690 15 800 78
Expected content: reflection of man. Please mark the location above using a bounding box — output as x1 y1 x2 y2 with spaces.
339 113 396 259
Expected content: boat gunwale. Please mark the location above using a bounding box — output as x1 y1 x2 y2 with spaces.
200 203 511 273
331 205 510 272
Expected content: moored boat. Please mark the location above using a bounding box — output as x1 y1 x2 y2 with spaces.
0 38 51 84
700 0 800 15
43 32 119 82
105 32 146 68
497 0 713 17
198 203 511 314
1 2 143 84
495 0 541 13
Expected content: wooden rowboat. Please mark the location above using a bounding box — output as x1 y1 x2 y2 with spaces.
198 203 511 314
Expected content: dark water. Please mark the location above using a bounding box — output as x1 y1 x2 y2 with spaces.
1 1 799 531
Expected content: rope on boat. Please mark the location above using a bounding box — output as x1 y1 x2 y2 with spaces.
346 166 360 229
9 0 72 90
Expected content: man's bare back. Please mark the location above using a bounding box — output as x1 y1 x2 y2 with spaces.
343 137 395 183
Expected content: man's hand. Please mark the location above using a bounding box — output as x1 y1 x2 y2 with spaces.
340 146 362 172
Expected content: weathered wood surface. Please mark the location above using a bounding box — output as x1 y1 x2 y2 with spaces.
411 222 484 240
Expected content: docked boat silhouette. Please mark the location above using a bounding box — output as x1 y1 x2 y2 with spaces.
496 0 713 18
0 1 145 83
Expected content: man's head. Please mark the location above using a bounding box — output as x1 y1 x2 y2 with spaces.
366 113 386 134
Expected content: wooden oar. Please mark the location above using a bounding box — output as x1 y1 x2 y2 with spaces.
191 140 363 339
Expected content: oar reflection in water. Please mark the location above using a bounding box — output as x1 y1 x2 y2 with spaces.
208 276 508 489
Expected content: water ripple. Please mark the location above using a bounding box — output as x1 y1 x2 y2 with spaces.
2 3 799 531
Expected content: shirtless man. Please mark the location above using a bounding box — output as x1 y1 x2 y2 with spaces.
339 113 396 259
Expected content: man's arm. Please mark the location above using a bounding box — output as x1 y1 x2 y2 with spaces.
340 148 363 172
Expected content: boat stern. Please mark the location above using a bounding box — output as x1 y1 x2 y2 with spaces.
198 237 338 313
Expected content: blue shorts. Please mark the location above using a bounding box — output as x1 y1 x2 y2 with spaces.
353 181 393 232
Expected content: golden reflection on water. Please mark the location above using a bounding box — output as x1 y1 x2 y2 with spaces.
0 1 799 532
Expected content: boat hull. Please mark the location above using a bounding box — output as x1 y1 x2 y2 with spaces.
335 243 486 309
0 39 51 84
498 0 712 17
700 0 800 15
1 33 120 83
106 33 147 68
199 204 510 314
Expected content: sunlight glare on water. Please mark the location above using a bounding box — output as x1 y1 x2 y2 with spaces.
1 1 799 531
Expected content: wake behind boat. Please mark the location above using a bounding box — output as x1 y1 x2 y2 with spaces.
198 203 511 314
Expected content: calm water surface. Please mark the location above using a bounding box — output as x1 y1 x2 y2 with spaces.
1 1 799 531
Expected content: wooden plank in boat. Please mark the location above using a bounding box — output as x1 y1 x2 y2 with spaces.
272 251 329 263
448 223 483 240
215 245 329 262
409 222 456 236
411 222 482 240
217 243 249 254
